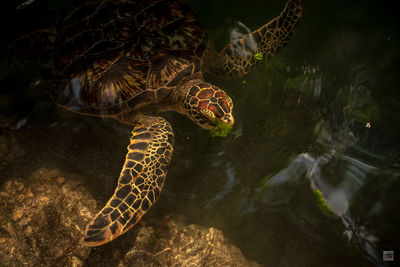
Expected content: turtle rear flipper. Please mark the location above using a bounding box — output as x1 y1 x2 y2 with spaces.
205 0 302 76
82 116 174 246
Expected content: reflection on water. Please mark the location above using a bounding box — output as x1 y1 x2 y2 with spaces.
1 0 399 266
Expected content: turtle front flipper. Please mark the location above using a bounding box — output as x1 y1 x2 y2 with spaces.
82 116 174 246
205 0 302 77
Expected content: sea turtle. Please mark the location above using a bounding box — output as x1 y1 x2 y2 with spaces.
9 0 302 246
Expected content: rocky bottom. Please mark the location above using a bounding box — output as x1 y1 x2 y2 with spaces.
0 166 259 266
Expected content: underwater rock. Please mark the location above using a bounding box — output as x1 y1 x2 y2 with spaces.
108 220 260 267
0 168 95 266
0 167 259 266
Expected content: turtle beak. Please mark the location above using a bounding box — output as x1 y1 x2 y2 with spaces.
222 113 234 127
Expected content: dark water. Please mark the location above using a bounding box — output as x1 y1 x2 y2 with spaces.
1 0 399 266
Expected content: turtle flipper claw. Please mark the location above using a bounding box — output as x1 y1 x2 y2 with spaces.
82 116 174 246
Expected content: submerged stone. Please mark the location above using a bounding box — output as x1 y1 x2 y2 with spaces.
0 167 258 266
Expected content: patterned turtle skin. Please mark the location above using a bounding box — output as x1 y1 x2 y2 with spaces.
10 0 302 246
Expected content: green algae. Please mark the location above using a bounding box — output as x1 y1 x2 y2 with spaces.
210 119 232 137
313 189 337 217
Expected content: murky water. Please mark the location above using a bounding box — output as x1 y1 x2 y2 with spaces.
1 0 399 266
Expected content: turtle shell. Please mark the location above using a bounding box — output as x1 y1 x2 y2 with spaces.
44 0 207 115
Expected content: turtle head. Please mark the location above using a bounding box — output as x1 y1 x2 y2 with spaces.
182 83 234 130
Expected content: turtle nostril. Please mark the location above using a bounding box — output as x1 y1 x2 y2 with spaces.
223 114 234 126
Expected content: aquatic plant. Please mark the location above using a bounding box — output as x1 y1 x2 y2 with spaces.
210 119 232 137
253 52 263 60
313 189 337 217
